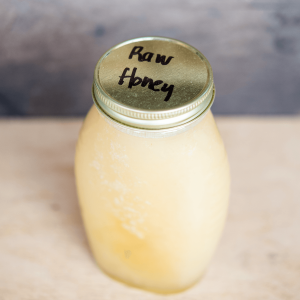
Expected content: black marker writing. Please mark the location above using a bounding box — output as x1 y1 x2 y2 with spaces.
141 77 163 91
155 54 174 65
161 83 174 102
118 67 174 101
128 46 174 65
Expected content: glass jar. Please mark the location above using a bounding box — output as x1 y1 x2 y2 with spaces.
75 37 230 294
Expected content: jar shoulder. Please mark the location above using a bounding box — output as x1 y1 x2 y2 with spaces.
76 106 228 182
79 105 224 150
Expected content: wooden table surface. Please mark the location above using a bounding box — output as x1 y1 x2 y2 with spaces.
0 117 299 300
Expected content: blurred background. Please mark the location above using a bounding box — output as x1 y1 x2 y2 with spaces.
0 0 299 117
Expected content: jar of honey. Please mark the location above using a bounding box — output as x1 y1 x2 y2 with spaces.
75 37 230 294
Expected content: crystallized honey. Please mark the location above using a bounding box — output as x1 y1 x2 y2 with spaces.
75 37 230 294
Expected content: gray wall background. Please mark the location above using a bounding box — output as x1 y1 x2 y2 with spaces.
0 0 300 116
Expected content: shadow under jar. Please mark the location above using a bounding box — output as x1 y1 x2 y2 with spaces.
75 37 230 294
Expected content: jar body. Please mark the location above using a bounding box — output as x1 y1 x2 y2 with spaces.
75 105 230 294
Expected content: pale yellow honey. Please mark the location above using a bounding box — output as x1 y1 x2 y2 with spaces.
75 105 230 293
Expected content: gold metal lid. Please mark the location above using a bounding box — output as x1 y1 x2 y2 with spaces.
92 37 215 130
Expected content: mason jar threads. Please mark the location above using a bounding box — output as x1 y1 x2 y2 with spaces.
75 37 230 294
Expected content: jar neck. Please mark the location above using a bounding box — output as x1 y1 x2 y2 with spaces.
94 103 211 138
